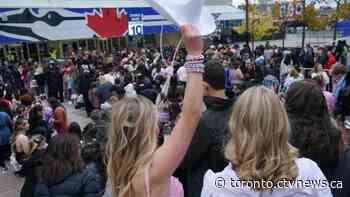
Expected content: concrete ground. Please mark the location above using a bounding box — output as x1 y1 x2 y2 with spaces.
0 103 91 197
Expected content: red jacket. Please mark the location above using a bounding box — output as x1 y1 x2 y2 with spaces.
325 54 336 71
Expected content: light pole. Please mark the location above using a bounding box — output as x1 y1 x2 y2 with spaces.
333 0 340 41
281 1 287 49
212 13 222 43
245 0 251 50
301 0 306 48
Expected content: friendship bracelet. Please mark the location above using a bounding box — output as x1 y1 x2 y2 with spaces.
186 60 204 64
186 54 204 62
184 62 204 73
185 67 204 73
186 57 204 63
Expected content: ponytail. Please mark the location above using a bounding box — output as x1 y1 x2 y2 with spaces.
26 135 45 160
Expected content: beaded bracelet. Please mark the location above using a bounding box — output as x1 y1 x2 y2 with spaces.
186 54 205 62
186 60 204 64
185 62 204 73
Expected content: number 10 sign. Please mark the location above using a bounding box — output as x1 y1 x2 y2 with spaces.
128 22 144 36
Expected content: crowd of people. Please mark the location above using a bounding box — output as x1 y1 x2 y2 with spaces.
0 25 349 197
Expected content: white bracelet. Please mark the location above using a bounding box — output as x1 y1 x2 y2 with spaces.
186 54 204 62
185 62 204 73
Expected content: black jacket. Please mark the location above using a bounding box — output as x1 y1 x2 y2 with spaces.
176 96 234 197
20 149 45 197
323 149 350 197
78 72 93 95
34 167 104 197
46 69 62 90
335 83 350 117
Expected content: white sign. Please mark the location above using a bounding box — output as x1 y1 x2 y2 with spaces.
128 22 144 36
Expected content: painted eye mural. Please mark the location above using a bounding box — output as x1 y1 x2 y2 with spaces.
0 8 177 44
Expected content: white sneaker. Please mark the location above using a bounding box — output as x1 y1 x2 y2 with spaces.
0 166 8 175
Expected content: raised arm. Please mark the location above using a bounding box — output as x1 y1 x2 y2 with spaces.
151 25 204 182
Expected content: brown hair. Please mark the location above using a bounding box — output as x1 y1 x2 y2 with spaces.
289 68 299 78
37 133 84 183
331 64 347 76
285 80 342 169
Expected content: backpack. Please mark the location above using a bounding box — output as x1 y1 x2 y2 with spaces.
337 84 350 117
224 68 233 90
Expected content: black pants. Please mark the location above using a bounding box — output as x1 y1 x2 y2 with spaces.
48 87 64 102
304 69 312 79
35 74 46 95
83 92 93 116
48 87 58 99
37 85 44 95
20 175 36 197
0 144 11 168
59 84 64 103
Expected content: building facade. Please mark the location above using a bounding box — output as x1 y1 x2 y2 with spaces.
0 0 243 60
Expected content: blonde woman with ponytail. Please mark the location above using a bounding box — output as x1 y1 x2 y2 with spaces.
201 86 333 197
106 25 204 197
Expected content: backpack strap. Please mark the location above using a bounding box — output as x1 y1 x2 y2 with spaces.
224 68 230 90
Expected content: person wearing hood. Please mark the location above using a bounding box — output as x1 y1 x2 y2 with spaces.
201 86 332 197
176 60 234 197
35 133 103 197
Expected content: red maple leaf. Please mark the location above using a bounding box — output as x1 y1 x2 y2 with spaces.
86 8 128 38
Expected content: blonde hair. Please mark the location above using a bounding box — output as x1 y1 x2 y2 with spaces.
108 96 120 105
106 96 158 197
11 133 46 161
289 68 299 78
225 86 298 190
27 135 46 158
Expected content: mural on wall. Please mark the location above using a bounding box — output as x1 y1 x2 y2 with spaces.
0 7 177 44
